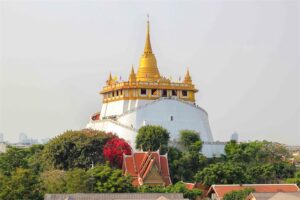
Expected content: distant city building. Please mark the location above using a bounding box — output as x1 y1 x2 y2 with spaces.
19 133 38 145
230 132 239 141
86 20 225 157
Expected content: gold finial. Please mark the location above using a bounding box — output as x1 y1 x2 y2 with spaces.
183 68 192 84
144 15 152 54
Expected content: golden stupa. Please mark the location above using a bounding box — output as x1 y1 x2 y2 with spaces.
100 20 198 103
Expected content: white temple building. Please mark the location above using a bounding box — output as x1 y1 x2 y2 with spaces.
87 20 225 157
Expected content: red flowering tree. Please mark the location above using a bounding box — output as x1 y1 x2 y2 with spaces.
103 137 132 168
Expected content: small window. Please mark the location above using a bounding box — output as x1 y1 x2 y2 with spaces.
116 90 119 96
182 90 188 97
112 92 115 97
170 116 174 121
162 90 167 97
151 89 157 96
172 90 177 96
141 89 147 95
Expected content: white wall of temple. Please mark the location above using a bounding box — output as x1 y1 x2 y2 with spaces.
100 99 154 117
88 98 222 157
117 99 214 142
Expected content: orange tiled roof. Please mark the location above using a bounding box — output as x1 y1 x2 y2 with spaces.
122 151 172 186
184 182 196 190
207 184 300 199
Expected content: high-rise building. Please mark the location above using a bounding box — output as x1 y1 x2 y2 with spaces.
87 20 224 157
230 132 239 142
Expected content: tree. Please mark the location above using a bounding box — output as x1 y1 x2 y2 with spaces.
0 168 44 200
41 170 67 193
179 130 202 152
195 162 247 186
0 145 44 175
167 147 183 182
66 168 90 193
135 125 170 152
223 188 254 200
167 131 205 182
0 147 30 175
42 129 114 170
246 164 276 183
87 164 135 193
224 140 290 164
103 137 132 168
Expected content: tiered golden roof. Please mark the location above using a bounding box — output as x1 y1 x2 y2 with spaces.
100 20 198 103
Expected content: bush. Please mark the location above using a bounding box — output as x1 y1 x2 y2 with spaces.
103 137 132 168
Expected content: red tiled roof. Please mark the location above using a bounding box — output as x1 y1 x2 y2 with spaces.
122 151 172 186
184 182 196 190
208 184 300 199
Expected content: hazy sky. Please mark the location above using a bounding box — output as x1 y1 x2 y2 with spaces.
0 0 299 145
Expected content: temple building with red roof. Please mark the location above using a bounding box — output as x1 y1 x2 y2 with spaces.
207 184 300 200
122 150 172 187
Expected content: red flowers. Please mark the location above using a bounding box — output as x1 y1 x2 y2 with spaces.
103 137 132 168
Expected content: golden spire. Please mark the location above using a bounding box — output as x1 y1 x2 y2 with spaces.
129 65 136 83
106 72 113 85
136 17 160 82
183 68 192 84
144 20 152 54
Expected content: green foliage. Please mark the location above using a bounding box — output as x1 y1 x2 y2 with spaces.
41 164 135 193
246 164 276 183
0 147 29 175
167 147 184 182
88 164 135 193
285 171 300 187
224 140 290 164
195 162 247 186
41 170 67 193
0 144 44 176
0 168 44 200
285 177 300 187
179 130 202 152
199 140 296 185
167 130 205 182
168 182 202 200
42 129 113 170
66 168 90 193
273 162 296 179
135 125 170 152
138 182 202 200
223 188 254 200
